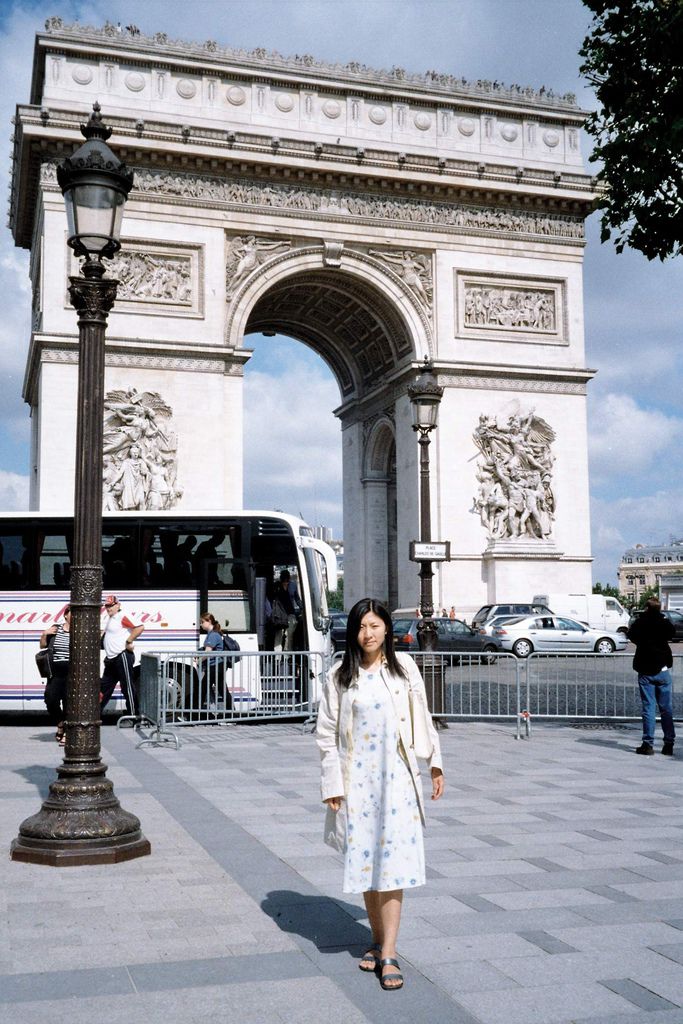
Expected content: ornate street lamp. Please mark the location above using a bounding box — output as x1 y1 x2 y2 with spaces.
11 105 150 865
408 358 444 652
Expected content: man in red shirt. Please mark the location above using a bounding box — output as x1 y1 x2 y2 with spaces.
100 595 145 714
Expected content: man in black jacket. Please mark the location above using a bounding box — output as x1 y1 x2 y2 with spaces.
627 598 675 756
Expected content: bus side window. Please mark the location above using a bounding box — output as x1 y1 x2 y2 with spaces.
102 527 139 589
0 531 31 590
39 533 72 589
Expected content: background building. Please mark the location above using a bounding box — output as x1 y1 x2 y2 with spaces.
618 540 683 606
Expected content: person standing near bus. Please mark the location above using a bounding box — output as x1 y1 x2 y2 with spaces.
40 605 71 745
316 598 444 991
272 569 301 651
100 595 144 715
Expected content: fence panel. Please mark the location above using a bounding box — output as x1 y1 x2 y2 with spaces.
519 652 683 735
136 650 326 746
412 651 521 723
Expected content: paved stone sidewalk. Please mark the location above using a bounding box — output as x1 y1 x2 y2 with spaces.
1 718 683 1024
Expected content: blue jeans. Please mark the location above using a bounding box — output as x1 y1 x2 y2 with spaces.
638 670 675 746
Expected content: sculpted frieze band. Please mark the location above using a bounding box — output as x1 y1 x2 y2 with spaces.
41 164 583 242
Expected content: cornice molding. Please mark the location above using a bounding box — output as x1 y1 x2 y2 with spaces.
40 19 581 116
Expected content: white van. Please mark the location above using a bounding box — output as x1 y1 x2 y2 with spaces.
533 593 629 634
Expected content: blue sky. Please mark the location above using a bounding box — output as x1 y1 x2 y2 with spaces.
0 0 681 584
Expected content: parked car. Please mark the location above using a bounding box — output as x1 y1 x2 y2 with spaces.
471 602 552 631
329 611 348 653
392 616 502 662
478 614 525 638
492 614 628 658
628 608 683 641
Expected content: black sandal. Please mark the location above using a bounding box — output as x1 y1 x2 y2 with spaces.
359 943 381 972
379 957 404 990
55 722 65 744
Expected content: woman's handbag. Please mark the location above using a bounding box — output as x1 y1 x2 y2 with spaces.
408 685 434 760
35 635 55 679
323 800 347 853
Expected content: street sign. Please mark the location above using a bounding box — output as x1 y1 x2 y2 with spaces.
409 541 451 562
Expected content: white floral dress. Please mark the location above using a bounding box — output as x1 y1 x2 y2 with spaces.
343 666 425 894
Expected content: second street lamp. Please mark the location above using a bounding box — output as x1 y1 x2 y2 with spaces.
10 105 150 865
408 358 444 653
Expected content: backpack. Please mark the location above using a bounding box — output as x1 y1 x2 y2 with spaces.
223 633 241 664
271 598 289 628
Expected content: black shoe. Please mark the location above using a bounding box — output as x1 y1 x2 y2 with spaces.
662 741 674 756
635 743 654 755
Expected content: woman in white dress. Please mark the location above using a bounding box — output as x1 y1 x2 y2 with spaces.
316 598 444 991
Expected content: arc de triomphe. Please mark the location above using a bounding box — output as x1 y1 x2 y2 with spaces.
9 19 595 611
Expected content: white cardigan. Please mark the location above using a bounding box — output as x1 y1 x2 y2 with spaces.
315 652 443 826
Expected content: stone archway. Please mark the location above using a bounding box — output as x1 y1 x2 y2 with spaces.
231 248 428 608
363 417 398 610
13 20 597 614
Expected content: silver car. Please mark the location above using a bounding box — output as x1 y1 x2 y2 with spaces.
492 614 629 658
478 613 523 638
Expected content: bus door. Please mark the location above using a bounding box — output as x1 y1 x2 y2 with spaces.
198 557 259 708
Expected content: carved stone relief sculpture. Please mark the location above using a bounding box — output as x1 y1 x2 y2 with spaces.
105 251 193 304
41 162 585 242
471 409 555 541
225 234 292 298
102 388 182 511
368 249 433 309
464 284 555 332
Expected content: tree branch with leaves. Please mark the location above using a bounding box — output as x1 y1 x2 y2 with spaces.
580 0 683 260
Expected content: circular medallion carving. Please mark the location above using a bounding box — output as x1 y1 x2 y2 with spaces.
71 65 93 85
226 85 247 106
369 105 387 125
125 72 146 93
543 129 560 148
176 78 197 99
414 112 432 131
322 99 341 119
275 93 295 112
458 117 476 137
500 123 519 142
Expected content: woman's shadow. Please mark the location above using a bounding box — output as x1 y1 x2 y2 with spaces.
14 764 54 800
261 889 370 960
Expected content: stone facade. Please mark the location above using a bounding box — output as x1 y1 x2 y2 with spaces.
9 20 596 611
619 542 683 605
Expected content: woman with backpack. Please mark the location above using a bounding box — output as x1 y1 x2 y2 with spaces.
199 612 234 711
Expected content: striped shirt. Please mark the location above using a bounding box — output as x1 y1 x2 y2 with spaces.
51 625 70 663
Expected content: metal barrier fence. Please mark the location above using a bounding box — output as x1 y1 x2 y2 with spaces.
135 650 326 747
413 651 521 728
518 652 683 737
133 649 681 747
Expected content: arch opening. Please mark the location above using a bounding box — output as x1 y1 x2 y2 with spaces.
243 267 415 610
245 268 414 399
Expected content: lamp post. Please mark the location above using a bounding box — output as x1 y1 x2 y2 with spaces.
408 358 444 652
11 104 150 865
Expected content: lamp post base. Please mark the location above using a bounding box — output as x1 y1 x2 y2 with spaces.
10 761 150 866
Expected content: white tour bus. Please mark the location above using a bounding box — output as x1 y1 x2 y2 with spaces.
0 510 336 713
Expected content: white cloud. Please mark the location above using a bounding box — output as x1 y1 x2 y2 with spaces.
243 352 342 531
591 489 683 584
0 469 29 510
588 393 683 481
